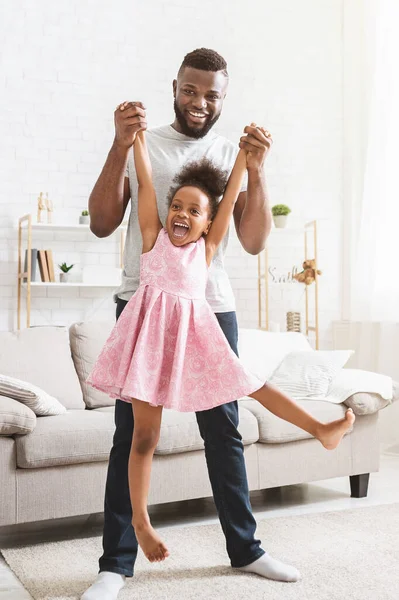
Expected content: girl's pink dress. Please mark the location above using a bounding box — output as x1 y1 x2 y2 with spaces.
87 228 264 412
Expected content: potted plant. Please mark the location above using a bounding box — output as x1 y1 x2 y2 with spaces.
272 204 291 228
79 210 90 225
58 262 74 283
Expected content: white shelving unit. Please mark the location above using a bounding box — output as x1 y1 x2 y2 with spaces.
17 215 127 329
257 220 320 348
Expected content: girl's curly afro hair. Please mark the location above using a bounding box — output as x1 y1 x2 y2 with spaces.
167 158 228 220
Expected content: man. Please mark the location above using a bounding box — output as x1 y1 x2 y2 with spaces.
82 48 300 600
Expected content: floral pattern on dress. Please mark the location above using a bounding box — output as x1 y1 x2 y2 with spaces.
87 228 263 411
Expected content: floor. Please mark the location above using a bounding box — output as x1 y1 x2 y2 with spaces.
1 445 398 599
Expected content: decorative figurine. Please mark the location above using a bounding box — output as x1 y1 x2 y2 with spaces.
45 192 53 224
37 192 46 223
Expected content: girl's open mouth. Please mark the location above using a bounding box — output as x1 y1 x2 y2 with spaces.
172 222 190 239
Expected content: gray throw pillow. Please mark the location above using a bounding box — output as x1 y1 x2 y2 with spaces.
0 396 36 435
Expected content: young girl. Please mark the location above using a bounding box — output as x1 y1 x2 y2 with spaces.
87 128 355 564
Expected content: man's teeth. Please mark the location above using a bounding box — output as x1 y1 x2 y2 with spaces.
189 112 206 118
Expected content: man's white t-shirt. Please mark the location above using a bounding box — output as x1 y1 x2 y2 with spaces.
114 124 247 313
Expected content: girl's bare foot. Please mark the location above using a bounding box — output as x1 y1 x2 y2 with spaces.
317 408 356 450
133 520 170 562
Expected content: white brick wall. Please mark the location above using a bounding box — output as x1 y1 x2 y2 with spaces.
0 0 344 346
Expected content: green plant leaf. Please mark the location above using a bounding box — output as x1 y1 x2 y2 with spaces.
58 262 74 273
272 204 291 216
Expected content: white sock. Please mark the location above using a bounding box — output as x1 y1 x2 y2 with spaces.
237 553 301 582
81 572 126 600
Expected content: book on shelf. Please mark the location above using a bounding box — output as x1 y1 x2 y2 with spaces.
45 249 55 282
37 250 50 282
23 249 38 282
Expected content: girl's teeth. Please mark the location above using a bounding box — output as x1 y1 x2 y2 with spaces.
173 223 188 238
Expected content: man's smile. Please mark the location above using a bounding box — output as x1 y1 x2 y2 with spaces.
187 110 208 124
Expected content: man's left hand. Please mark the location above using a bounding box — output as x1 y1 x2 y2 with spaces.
239 122 273 171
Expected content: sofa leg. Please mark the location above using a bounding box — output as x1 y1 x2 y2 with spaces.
349 473 370 498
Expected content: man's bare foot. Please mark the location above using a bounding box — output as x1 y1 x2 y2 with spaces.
317 408 356 450
133 520 170 562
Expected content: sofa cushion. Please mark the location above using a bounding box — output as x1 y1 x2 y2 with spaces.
158 406 259 455
95 405 259 456
16 410 115 468
69 321 115 409
17 405 259 468
0 327 84 410
239 398 353 444
0 396 36 435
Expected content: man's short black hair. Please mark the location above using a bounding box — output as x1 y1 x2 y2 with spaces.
178 48 228 78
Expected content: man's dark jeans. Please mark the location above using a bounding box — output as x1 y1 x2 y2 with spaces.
99 297 264 576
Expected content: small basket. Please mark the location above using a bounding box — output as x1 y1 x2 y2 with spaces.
286 311 301 332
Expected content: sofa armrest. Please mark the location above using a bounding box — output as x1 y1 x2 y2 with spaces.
0 396 36 435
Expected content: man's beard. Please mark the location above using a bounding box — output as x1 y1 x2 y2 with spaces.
173 100 220 139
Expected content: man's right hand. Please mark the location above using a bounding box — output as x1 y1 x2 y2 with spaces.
114 101 147 149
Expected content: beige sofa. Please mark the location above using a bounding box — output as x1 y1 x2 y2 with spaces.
0 323 383 527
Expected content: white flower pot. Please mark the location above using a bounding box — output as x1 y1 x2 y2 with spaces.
273 215 288 228
60 272 69 283
79 215 90 225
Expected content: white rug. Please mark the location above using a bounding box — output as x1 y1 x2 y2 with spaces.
2 503 399 600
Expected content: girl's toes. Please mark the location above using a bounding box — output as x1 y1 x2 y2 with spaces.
346 408 356 425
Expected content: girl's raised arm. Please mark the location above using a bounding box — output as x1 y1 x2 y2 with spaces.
134 130 163 253
205 149 247 265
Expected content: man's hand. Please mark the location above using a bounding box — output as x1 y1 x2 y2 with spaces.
239 122 273 171
114 101 147 149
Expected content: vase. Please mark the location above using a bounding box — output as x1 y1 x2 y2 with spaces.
60 272 69 283
273 215 288 228
79 215 90 225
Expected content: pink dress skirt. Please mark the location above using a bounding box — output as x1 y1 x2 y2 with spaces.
86 228 264 412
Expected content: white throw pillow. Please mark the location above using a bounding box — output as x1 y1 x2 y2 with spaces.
238 329 313 381
268 350 354 398
0 374 67 416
